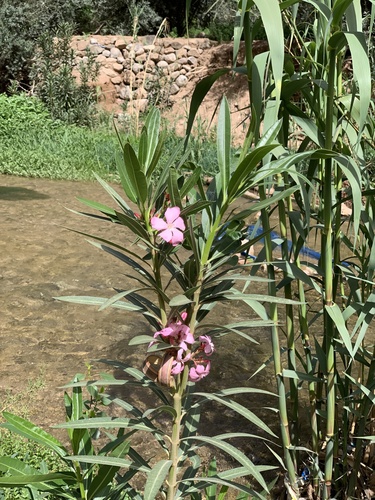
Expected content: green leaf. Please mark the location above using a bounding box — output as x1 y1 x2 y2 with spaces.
0 470 75 488
128 335 153 346
115 211 151 242
325 303 353 358
185 68 231 143
123 143 148 208
216 97 231 200
64 455 150 473
1 413 67 459
227 145 277 201
92 173 133 213
182 436 269 492
253 0 284 120
87 440 130 500
56 295 143 312
192 394 277 437
144 459 172 500
169 295 193 307
54 416 164 434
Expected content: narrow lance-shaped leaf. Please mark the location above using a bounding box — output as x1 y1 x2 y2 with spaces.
144 460 172 500
122 143 148 209
216 97 231 201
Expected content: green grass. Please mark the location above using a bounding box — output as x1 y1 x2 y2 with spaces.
0 94 222 182
0 373 65 500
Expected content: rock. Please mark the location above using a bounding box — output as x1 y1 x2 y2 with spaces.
133 87 147 99
129 99 149 113
170 71 180 80
136 54 147 63
143 44 155 52
111 76 122 85
169 83 180 95
76 40 88 51
102 49 111 58
145 60 155 71
157 60 168 69
176 48 187 59
187 48 200 58
175 74 188 87
171 41 183 50
132 63 143 74
115 39 127 50
97 70 110 86
102 67 118 78
163 53 177 64
110 47 122 58
134 44 145 56
169 62 181 72
178 57 188 65
164 46 175 54
113 63 123 73
188 56 198 66
117 56 125 65
123 70 133 84
96 54 107 63
90 45 103 55
90 38 98 45
198 39 211 49
118 86 132 100
150 52 160 61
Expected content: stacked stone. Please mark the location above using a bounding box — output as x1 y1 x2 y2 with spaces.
73 36 213 112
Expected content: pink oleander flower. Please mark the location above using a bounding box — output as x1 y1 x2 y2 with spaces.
154 322 194 350
199 335 215 356
151 206 185 246
171 349 191 375
189 361 211 382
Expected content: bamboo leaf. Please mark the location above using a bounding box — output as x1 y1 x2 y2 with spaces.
185 68 231 143
216 97 231 200
325 303 353 358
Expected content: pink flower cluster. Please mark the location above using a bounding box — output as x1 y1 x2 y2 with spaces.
151 206 185 246
152 313 214 382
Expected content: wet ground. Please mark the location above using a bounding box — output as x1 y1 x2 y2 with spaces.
0 175 277 477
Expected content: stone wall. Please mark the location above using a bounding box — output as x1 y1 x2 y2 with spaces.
72 35 216 113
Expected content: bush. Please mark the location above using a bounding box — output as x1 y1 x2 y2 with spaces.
30 23 99 127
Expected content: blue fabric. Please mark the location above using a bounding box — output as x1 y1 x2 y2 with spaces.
244 224 350 267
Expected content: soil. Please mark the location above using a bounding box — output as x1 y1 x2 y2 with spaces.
0 174 277 485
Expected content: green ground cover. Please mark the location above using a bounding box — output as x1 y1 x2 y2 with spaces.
0 94 220 182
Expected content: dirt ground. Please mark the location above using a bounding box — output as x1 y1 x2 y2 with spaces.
0 174 277 480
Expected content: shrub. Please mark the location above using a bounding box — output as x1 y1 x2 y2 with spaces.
30 23 99 127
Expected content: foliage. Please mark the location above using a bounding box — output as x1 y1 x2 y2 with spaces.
1 105 293 497
187 0 375 497
30 23 99 127
0 94 222 181
0 375 135 499
0 94 120 180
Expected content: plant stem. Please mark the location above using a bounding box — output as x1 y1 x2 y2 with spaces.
259 185 298 495
322 44 337 499
167 388 182 500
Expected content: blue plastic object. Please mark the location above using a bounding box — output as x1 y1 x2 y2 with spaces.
244 224 350 267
